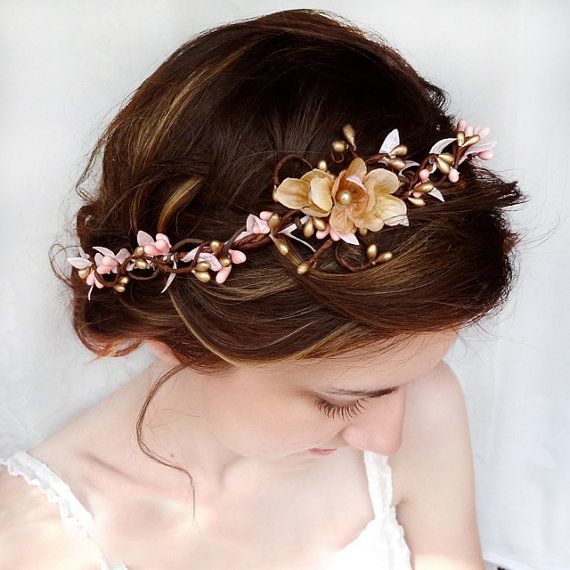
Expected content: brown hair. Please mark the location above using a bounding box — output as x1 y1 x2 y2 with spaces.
50 9 528 515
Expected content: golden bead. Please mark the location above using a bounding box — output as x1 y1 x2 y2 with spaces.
342 124 356 149
313 217 327 231
193 270 211 283
456 131 465 146
436 156 451 174
78 268 90 279
113 284 126 293
118 276 130 285
391 144 408 156
415 181 434 192
463 134 480 147
332 140 348 153
134 259 148 269
358 227 369 236
219 256 231 267
210 240 222 253
376 252 393 263
273 237 289 256
195 260 210 272
303 218 315 238
387 157 406 171
366 244 378 260
317 160 327 171
439 153 454 164
297 262 311 275
133 246 145 257
268 213 280 231
336 189 352 205
408 196 425 207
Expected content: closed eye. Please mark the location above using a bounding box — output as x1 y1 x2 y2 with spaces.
315 386 400 421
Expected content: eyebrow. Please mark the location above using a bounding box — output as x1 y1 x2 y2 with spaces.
323 385 400 398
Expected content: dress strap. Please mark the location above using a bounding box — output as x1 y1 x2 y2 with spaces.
0 450 97 537
0 450 128 569
362 450 394 517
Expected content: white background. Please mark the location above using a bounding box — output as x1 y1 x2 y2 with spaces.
1 2 569 569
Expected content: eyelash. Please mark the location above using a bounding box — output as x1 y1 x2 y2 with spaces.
315 387 400 421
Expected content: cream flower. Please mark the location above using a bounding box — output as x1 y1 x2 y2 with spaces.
329 157 408 233
273 168 336 217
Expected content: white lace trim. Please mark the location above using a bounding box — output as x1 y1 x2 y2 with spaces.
0 451 128 570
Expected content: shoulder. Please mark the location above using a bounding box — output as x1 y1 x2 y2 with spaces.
0 463 103 569
388 360 486 569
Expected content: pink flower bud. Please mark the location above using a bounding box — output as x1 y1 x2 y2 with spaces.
101 256 118 267
448 168 459 183
155 239 170 253
479 150 494 160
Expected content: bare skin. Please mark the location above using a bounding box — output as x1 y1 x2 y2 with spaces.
24 329 459 569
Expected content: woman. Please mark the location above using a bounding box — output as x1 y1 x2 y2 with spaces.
0 8 525 569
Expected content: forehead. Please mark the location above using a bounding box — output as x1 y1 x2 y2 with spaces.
244 330 459 393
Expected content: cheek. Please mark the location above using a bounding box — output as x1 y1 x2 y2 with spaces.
201 386 331 451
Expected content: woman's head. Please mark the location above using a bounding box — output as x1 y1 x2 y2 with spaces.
51 8 526 503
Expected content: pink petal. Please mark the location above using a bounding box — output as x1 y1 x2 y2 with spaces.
101 255 118 267
428 188 445 202
67 256 92 270
161 259 177 293
378 128 400 154
115 248 131 264
229 249 246 264
179 246 200 263
215 265 232 284
144 245 161 255
259 211 273 220
137 231 155 247
316 227 330 239
345 175 366 191
199 252 222 272
92 246 116 258
338 231 359 245
155 239 170 253
329 228 341 241
155 233 171 247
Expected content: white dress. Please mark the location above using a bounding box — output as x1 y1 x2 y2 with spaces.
0 449 412 569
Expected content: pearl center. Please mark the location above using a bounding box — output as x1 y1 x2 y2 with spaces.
337 189 352 205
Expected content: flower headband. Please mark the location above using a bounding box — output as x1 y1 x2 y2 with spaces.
67 118 496 300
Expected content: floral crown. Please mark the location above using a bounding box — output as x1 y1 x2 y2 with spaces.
67 118 496 300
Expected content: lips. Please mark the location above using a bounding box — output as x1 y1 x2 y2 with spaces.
309 448 337 455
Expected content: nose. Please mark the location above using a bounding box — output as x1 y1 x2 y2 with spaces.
340 389 406 455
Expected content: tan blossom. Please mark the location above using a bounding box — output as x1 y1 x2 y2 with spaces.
273 169 336 217
328 157 408 234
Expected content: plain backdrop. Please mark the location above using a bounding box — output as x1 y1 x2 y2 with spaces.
1 2 569 570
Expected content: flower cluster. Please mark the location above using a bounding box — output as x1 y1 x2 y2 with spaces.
67 118 496 299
